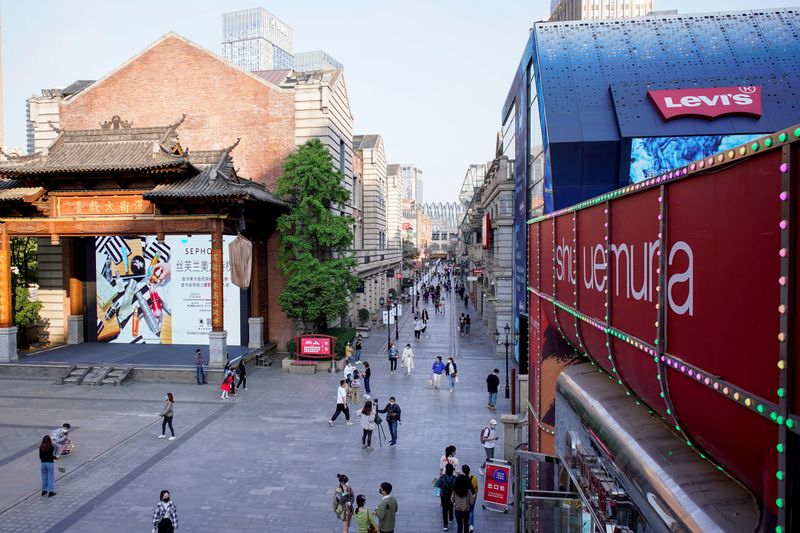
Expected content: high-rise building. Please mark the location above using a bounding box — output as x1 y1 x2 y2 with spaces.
222 8 294 71
294 50 343 72
398 164 423 204
549 0 653 21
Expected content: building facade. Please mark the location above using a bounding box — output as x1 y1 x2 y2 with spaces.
294 50 344 72
421 202 462 258
222 8 294 71
398 164 423 204
385 164 405 249
549 0 653 21
26 81 94 155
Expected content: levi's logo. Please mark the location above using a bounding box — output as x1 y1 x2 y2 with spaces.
648 86 762 120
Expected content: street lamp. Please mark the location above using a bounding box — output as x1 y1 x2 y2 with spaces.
495 323 519 399
386 298 393 346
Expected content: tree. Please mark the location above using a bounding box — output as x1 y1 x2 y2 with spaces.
275 139 358 332
10 237 38 287
402 239 419 270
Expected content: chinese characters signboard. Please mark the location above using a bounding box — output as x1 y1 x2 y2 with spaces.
300 337 332 356
483 462 511 505
57 195 154 217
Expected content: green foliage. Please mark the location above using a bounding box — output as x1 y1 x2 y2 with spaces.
286 338 296 355
402 239 419 270
327 327 356 359
11 237 38 286
14 286 42 327
357 308 370 326
275 139 358 330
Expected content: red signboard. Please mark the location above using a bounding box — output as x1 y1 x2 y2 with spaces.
473 268 482 275
402 222 412 231
528 131 797 520
483 462 511 505
647 86 762 120
482 213 491 249
300 337 331 356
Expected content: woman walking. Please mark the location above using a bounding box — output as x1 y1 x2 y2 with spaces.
236 359 247 390
445 357 459 394
363 362 372 400
360 402 376 450
388 343 399 374
151 489 178 533
332 473 354 533
437 463 457 530
439 445 459 475
451 475 477 533
158 392 176 440
401 344 415 376
414 318 423 340
354 494 378 533
39 435 57 497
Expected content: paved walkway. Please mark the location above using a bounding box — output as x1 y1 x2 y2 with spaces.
0 270 513 532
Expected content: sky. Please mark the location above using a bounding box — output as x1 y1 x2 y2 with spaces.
2 0 799 202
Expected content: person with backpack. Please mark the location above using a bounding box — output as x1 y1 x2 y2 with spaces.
461 465 478 531
439 445 459 475
486 369 500 410
451 474 476 533
332 473 354 533
445 357 458 394
480 419 500 475
431 356 446 391
437 463 457 530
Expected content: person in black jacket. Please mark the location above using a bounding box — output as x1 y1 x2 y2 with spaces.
378 397 401 447
236 359 247 390
39 435 57 497
486 369 500 410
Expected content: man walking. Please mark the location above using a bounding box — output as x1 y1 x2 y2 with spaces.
479 419 500 475
486 369 500 410
194 349 206 385
329 380 353 427
378 397 401 446
375 482 398 533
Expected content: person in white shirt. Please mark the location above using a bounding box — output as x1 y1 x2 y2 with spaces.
343 361 356 383
329 380 353 427
401 344 415 376
479 419 500 474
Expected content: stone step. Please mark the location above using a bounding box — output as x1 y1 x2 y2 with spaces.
101 367 133 386
60 365 92 385
82 366 111 386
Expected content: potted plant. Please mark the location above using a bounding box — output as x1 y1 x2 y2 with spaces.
357 308 370 327
14 286 42 350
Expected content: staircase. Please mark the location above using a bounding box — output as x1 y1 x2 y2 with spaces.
60 365 132 386
61 365 91 385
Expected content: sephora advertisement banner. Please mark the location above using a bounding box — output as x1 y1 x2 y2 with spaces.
529 148 785 509
95 235 241 345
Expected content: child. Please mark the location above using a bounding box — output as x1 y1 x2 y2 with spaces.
350 369 361 404
220 372 233 399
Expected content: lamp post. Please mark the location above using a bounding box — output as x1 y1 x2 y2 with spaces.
495 323 519 399
386 298 393 346
394 299 399 340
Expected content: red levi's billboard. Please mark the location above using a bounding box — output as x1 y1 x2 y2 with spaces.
528 130 797 520
648 86 762 120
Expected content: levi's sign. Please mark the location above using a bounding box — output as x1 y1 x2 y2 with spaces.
647 86 762 120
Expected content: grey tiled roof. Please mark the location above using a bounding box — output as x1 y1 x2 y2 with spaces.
252 69 293 86
0 119 188 177
0 179 45 202
353 134 380 151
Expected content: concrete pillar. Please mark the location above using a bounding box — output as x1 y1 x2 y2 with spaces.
517 374 529 416
67 315 84 344
500 413 526 463
248 317 264 349
0 326 17 362
209 330 228 368
0 228 16 362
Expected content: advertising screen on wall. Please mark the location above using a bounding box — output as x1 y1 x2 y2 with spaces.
629 134 762 183
95 235 241 345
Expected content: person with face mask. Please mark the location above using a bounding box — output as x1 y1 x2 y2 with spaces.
375 482 398 533
151 490 178 533
378 397 402 446
157 393 175 440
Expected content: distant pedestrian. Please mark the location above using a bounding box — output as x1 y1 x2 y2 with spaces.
464 315 471 336
378 396 401 446
445 357 458 393
194 349 206 385
458 314 466 336
388 343 399 374
480 419 500 475
236 359 247 390
350 369 362 404
439 298 446 314
375 482 398 533
486 369 500 410
401 344 415 376
157 392 176 440
360 401 376 450
332 473 354 533
354 494 378 533
329 380 353 427
414 318 423 340
50 423 72 458
363 362 372 399
39 435 56 497
439 445 459 475
462 465 478 531
464 294 470 309
431 356 445 391
355 335 364 362
151 490 178 533
422 308 429 324
220 372 233 399
437 463 457 530
451 474 476 533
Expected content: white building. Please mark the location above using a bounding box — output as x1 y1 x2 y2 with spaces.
26 81 94 155
222 8 294 71
294 50 343 72
398 164 423 204
421 202 463 258
549 0 654 21
385 164 406 249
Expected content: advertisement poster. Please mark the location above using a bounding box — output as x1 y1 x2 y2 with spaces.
95 235 241 345
483 462 511 506
629 134 762 183
300 337 331 356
